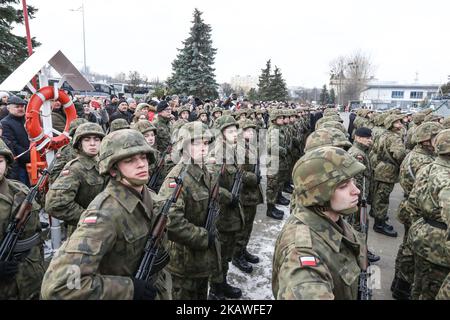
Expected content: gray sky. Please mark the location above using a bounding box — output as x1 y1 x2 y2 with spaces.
16 0 450 88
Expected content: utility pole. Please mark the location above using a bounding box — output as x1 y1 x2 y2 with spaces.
70 1 87 77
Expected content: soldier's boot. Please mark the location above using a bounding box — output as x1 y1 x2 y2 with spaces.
276 192 290 206
367 249 380 263
244 248 260 264
373 218 398 237
266 204 284 220
232 252 253 274
208 283 225 300
40 222 49 229
391 277 411 300
222 276 242 299
283 182 294 194
382 218 394 231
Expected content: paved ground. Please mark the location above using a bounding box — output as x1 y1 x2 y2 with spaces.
227 112 404 300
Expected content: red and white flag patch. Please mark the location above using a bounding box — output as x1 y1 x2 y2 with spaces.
61 169 70 176
169 181 177 188
299 256 318 267
83 216 97 224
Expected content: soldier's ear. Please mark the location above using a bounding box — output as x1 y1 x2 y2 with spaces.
109 168 117 178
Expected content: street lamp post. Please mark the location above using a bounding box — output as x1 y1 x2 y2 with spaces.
70 1 87 76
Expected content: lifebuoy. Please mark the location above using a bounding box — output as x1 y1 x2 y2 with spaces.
25 86 77 151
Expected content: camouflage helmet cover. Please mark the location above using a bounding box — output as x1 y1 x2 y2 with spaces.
305 128 352 152
68 118 89 137
110 118 130 132
98 129 154 175
316 120 347 135
434 129 450 155
214 115 239 132
72 122 105 149
240 119 257 130
293 146 365 207
413 122 443 144
0 139 14 164
442 117 450 129
131 120 157 135
384 114 404 130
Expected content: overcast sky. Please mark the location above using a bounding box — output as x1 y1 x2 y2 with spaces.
15 0 450 88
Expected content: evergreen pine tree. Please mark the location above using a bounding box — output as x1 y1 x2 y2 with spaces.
257 60 273 101
319 84 330 105
247 88 259 102
329 88 336 104
0 0 39 82
167 9 218 99
270 66 288 101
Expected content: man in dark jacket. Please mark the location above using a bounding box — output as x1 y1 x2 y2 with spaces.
0 96 30 186
105 95 119 116
109 99 131 124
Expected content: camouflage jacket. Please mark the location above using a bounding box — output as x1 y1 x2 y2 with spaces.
236 141 263 206
348 142 371 201
373 130 406 183
45 154 106 235
154 116 172 153
41 180 171 300
159 163 220 278
405 125 417 151
50 143 76 184
399 144 434 196
266 124 288 174
272 206 366 300
206 141 245 233
0 178 44 300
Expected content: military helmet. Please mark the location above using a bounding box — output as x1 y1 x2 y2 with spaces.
424 113 443 123
0 139 14 165
99 129 154 175
68 118 89 137
413 122 442 144
323 108 338 116
269 109 283 122
434 129 450 155
197 109 208 119
304 128 352 152
178 105 191 114
240 119 256 130
292 146 365 207
176 121 213 144
384 114 404 130
222 109 232 117
211 107 223 116
135 103 151 113
171 119 189 144
316 120 347 135
214 115 238 132
442 117 450 129
110 118 130 132
131 120 157 135
72 123 105 149
412 112 426 125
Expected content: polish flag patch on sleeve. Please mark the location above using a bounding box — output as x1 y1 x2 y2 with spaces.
299 256 318 267
82 216 97 224
168 180 177 188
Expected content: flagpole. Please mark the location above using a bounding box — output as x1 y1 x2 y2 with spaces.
22 0 37 88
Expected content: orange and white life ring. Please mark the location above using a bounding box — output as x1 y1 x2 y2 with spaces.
25 86 77 151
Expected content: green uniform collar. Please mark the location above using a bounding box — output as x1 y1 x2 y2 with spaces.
353 141 369 153
413 144 434 156
77 153 99 170
106 179 149 217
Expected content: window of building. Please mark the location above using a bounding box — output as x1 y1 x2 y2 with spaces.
391 91 404 98
410 91 423 99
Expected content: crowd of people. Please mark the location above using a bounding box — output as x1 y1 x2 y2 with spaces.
0 89 449 300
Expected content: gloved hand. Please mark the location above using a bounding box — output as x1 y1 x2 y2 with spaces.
132 278 157 300
229 195 239 208
0 260 19 280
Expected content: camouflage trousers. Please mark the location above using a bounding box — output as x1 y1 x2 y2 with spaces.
436 273 450 300
266 175 281 204
412 255 450 300
234 205 257 255
171 275 209 300
395 225 414 284
211 231 238 284
371 181 395 220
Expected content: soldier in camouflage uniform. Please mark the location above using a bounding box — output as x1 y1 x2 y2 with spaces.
207 115 245 299
0 140 45 299
405 111 427 150
436 188 450 300
50 118 88 183
232 119 263 274
210 107 223 128
407 129 450 299
314 114 343 130
255 109 266 131
442 117 450 129
177 105 191 121
304 128 352 153
371 114 407 237
45 123 106 237
154 100 173 153
41 129 172 300
391 122 442 299
272 146 367 300
265 110 288 220
109 118 130 133
157 122 220 300
316 120 347 136
197 109 209 126
281 110 294 195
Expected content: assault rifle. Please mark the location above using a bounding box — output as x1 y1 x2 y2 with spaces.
0 159 54 261
148 145 173 192
358 176 372 300
230 166 244 204
204 164 226 238
135 165 187 282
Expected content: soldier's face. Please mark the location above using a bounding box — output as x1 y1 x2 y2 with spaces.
393 120 404 130
200 114 208 123
0 155 6 179
290 116 296 123
243 128 255 141
81 135 102 156
223 125 238 144
275 117 284 125
283 117 290 124
330 178 360 212
213 112 222 119
116 153 149 183
144 131 156 146
188 138 210 163
181 111 190 120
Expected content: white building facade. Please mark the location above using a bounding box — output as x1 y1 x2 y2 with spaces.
359 81 439 110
